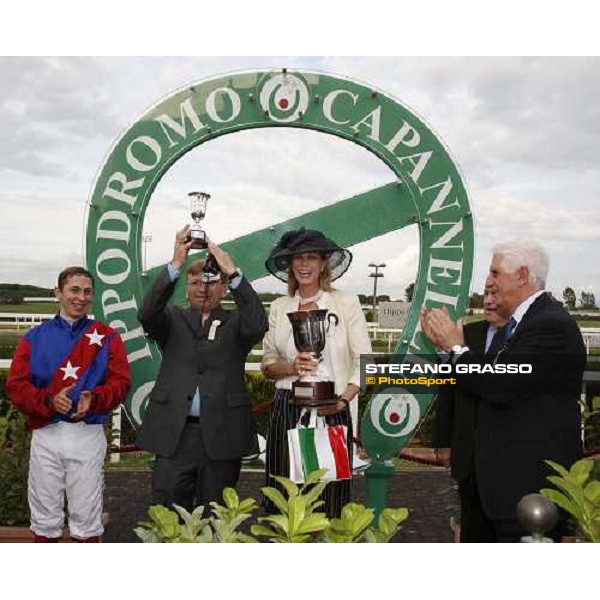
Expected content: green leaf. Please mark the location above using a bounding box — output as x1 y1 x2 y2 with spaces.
259 514 290 535
546 475 585 505
179 524 200 542
237 498 258 513
324 504 375 543
290 534 314 543
210 503 227 520
269 475 299 498
261 487 289 515
545 460 570 479
301 481 328 509
227 513 254 530
134 527 161 543
171 504 194 525
302 468 328 486
251 524 278 538
287 496 307 536
570 459 593 487
363 529 379 543
583 480 600 504
378 515 394 537
234 533 259 543
147 505 181 539
540 488 583 522
222 487 239 509
341 504 374 537
296 513 330 535
196 526 214 543
190 505 206 520
381 507 409 527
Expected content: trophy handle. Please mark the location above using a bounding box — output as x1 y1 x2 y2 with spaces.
326 312 339 332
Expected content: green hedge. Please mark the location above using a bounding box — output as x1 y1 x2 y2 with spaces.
0 370 8 417
0 408 30 526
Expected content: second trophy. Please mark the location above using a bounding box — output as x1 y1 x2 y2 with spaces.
288 308 339 406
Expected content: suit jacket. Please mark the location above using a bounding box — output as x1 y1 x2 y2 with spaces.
136 268 268 460
455 293 585 520
433 319 489 482
261 290 372 395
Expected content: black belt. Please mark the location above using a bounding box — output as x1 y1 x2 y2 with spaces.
186 415 200 424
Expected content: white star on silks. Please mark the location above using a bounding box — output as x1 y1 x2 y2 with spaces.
60 361 80 381
85 329 105 347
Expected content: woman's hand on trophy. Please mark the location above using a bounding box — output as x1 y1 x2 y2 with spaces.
317 386 356 416
206 239 237 277
317 399 348 417
292 352 318 377
172 225 194 270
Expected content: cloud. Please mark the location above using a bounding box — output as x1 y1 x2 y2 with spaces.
0 57 122 176
0 57 598 303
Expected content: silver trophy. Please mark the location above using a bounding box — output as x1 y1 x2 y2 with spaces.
288 309 339 406
186 191 210 249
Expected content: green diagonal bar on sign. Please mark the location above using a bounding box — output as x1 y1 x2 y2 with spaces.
226 181 416 281
142 181 417 304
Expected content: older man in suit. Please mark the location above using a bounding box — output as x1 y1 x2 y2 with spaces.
136 226 268 512
422 239 585 542
433 287 505 542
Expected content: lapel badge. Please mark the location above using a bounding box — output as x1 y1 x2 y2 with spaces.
208 319 221 341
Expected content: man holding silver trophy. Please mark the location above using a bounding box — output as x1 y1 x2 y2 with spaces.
136 192 268 514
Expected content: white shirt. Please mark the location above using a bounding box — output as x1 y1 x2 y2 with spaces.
509 290 545 334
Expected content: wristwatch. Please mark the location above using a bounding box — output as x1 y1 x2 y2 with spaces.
450 344 469 355
227 269 242 283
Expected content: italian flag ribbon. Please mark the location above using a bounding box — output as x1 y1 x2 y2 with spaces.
288 410 351 483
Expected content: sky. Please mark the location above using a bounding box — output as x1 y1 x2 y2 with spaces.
1 56 599 303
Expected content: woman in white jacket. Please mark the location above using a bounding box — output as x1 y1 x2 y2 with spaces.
261 228 372 517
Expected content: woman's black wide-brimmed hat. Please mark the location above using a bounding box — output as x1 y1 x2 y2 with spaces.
265 227 353 283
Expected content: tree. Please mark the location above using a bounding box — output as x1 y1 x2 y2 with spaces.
469 292 484 309
562 287 576 310
580 291 597 310
405 282 415 303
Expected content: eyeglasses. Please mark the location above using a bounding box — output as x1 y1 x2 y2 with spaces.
187 280 220 288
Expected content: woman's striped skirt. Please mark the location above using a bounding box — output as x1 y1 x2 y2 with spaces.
263 388 353 518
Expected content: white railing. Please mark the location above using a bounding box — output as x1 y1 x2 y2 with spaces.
0 312 54 330
0 357 262 372
1 310 599 355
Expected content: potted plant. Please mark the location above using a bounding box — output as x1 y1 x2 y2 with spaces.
540 458 600 543
135 469 409 543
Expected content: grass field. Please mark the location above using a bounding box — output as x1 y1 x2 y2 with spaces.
0 302 57 314
0 333 22 345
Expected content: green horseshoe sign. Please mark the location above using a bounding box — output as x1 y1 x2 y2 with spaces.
85 69 473 469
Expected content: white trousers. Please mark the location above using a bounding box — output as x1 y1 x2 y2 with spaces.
29 421 107 539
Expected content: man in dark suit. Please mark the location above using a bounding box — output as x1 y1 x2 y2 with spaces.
433 287 505 542
422 239 585 542
136 225 268 512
